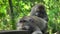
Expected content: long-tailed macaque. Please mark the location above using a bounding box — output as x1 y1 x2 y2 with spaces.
30 4 48 21
16 16 47 34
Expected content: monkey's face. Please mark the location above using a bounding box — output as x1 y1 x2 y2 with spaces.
17 19 34 31
35 5 45 18
35 11 44 18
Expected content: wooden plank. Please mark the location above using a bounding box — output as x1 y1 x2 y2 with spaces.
0 30 31 34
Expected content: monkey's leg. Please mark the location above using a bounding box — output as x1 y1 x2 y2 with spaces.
32 26 43 34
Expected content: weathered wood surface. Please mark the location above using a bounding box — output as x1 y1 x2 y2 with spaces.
0 30 31 34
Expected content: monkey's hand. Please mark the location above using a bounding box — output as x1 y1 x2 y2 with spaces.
32 31 43 34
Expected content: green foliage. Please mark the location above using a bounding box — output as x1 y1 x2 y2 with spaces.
0 0 60 34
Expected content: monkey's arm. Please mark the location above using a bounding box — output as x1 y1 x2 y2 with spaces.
30 16 48 33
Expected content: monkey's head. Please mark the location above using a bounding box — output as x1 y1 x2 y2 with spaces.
31 4 46 18
17 16 35 32
35 4 46 17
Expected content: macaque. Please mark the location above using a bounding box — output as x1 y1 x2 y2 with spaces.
16 16 47 34
30 4 48 21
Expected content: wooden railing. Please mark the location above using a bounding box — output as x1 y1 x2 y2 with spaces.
0 30 31 34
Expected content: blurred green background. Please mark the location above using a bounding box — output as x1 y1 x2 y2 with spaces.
0 0 60 34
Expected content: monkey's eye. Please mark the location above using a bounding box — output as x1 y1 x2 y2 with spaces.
29 19 34 22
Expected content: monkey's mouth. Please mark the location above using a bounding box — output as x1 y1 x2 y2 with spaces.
22 28 27 30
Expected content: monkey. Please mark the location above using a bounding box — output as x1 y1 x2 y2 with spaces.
30 4 48 21
16 16 47 34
